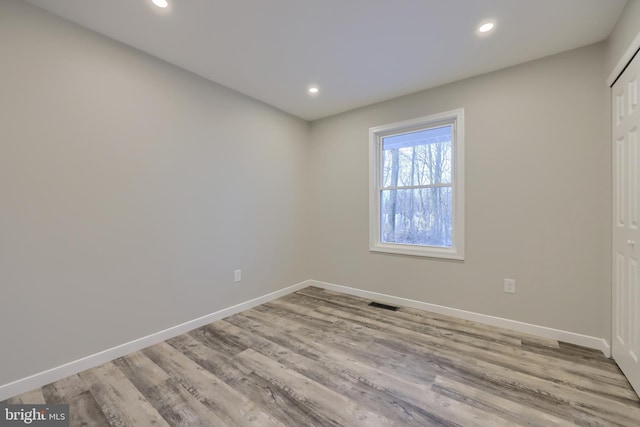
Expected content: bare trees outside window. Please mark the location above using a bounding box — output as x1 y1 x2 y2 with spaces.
370 110 464 259
381 125 452 247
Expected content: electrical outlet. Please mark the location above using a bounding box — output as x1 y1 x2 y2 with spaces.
234 269 241 282
504 278 516 294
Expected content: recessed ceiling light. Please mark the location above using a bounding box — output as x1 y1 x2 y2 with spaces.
308 86 319 95
152 0 168 8
478 22 495 33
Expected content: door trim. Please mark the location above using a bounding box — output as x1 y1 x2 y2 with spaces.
608 31 640 87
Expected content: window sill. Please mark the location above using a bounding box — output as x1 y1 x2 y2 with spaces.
370 242 464 260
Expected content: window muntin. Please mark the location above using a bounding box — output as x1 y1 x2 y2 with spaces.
369 109 464 259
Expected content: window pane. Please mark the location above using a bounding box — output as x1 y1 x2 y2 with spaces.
380 187 452 247
382 125 452 187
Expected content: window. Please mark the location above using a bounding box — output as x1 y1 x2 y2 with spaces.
369 109 464 259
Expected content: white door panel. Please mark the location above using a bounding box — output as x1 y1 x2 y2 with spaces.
613 50 640 396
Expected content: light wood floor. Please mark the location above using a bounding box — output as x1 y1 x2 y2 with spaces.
3 286 640 426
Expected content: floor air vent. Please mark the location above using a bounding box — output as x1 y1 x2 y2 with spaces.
368 302 399 311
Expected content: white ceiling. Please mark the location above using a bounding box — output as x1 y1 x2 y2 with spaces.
23 0 627 121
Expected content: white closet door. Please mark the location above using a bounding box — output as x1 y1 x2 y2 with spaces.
612 50 640 397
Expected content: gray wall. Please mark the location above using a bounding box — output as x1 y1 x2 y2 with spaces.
606 0 640 76
309 43 610 338
0 0 309 386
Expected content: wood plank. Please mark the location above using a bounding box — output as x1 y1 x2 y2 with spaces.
79 362 170 427
208 320 449 426
7 388 46 404
42 374 111 427
188 324 248 357
112 352 230 427
42 374 87 403
280 292 639 404
431 375 572 426
68 391 112 427
236 348 395 427
169 332 348 427
143 341 285 427
295 287 529 347
229 316 530 426
239 301 640 425
3 286 639 426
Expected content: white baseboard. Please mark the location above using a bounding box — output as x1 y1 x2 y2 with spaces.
1 278 611 402
307 280 612 358
0 280 311 402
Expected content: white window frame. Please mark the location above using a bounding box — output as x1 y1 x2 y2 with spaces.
369 108 465 260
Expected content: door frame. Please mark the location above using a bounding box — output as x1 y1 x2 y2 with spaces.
608 32 640 87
